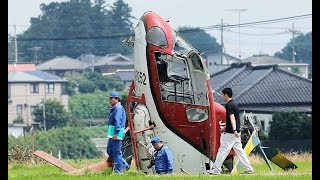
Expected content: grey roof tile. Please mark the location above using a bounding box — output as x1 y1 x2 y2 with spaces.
37 56 90 70
210 63 312 111
115 70 134 81
241 55 293 65
8 71 67 83
94 54 134 66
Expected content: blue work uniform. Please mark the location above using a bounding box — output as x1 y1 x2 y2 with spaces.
106 102 129 173
154 145 174 174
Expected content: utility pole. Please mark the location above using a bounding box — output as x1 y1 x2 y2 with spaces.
90 54 95 72
292 22 296 63
225 9 247 60
14 24 18 63
42 98 46 131
29 47 42 64
220 19 224 64
287 22 301 63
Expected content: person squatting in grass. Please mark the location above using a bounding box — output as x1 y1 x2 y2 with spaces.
148 137 174 175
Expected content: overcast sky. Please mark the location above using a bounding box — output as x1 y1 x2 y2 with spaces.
8 0 312 59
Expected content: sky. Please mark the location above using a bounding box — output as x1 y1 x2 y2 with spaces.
8 0 312 59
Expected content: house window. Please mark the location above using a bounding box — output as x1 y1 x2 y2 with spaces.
46 83 55 94
30 106 37 114
30 105 37 118
16 104 23 115
61 83 67 95
30 83 39 94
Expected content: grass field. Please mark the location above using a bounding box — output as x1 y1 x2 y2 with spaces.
8 153 312 180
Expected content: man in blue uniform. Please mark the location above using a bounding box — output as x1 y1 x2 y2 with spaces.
106 91 129 173
150 137 174 174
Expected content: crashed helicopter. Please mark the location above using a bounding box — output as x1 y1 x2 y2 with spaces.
34 11 297 175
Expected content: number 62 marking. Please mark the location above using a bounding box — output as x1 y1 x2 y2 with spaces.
135 70 147 85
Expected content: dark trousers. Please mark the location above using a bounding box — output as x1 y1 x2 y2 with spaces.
106 139 129 173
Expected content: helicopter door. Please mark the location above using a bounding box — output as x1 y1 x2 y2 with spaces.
155 52 194 104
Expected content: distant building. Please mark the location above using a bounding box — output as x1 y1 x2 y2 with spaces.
77 54 104 65
241 54 309 78
210 63 311 134
36 56 91 77
94 53 134 74
103 69 134 86
8 63 36 72
205 53 241 75
8 71 68 137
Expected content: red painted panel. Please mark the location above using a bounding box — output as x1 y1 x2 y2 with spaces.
142 11 233 160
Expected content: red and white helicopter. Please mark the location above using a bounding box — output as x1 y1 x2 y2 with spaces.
122 11 297 175
32 11 297 175
123 11 234 174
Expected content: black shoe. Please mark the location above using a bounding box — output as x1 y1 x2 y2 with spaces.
125 165 130 171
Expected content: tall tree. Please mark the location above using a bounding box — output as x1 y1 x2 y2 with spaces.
32 99 71 130
17 0 133 62
177 27 221 55
275 32 312 69
8 34 15 63
268 111 312 140
106 0 133 54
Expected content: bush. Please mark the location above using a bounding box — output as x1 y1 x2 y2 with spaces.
8 126 102 162
69 92 110 121
83 126 107 138
268 111 312 140
78 80 96 93
13 115 24 124
8 135 33 163
35 126 102 159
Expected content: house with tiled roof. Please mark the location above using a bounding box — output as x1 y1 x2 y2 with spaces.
94 53 134 73
8 63 36 72
36 56 91 77
241 54 309 78
77 54 104 64
205 52 241 75
210 62 312 133
8 71 68 137
103 69 134 86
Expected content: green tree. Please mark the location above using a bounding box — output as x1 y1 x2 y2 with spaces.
268 111 312 140
103 75 124 91
83 71 108 91
17 0 133 62
105 0 133 54
32 99 71 130
69 92 110 120
78 79 96 93
63 71 85 88
275 32 312 69
8 34 16 63
177 27 221 54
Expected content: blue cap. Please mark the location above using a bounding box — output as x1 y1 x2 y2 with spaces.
150 137 161 144
109 91 119 98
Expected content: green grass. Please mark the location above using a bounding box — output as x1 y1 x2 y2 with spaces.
8 154 312 180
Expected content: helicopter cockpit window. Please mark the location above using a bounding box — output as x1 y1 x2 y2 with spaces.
146 27 168 48
186 107 208 122
155 52 193 104
191 53 204 70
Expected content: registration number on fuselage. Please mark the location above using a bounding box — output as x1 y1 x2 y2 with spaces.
135 70 147 85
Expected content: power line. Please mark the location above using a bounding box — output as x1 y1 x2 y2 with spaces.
12 14 311 42
225 14 311 28
225 29 288 36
